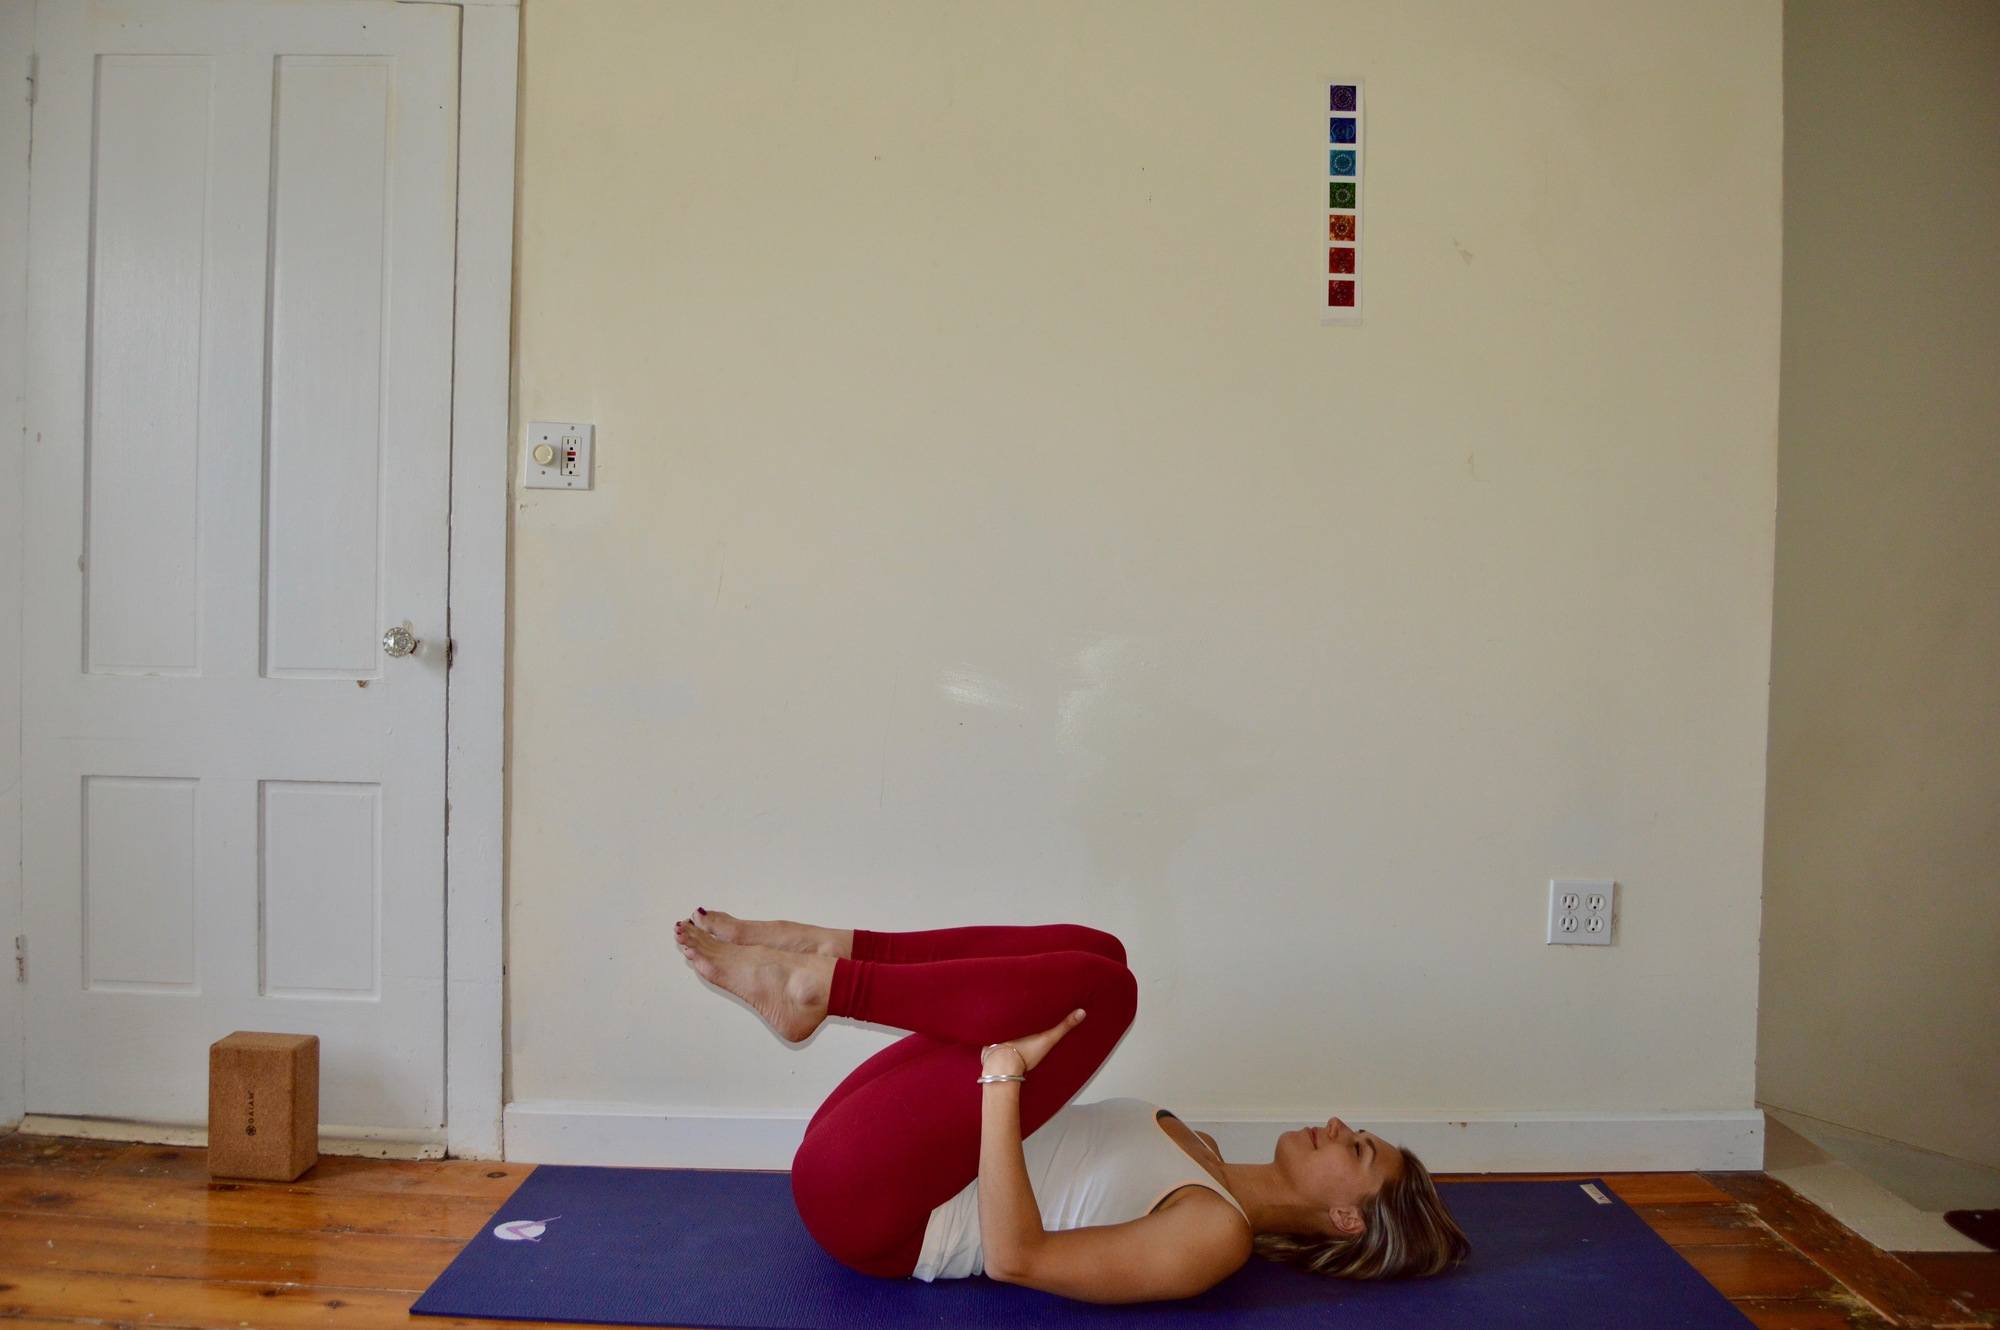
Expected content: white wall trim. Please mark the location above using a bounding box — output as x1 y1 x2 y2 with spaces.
443 0 517 1161
504 1101 1767 1173
18 1113 444 1159
0 0 33 1132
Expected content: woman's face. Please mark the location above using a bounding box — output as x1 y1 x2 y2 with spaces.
1277 1117 1403 1233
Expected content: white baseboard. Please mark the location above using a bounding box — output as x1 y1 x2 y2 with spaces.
504 1101 1766 1173
14 1113 446 1159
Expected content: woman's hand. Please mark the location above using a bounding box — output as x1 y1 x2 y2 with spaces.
981 1008 1087 1077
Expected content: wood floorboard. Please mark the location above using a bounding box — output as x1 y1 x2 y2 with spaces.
1899 1255 2000 1318
0 1211 465 1289
0 1135 533 1198
1729 1297 1898 1329
1707 1171 1994 1328
1 1131 1995 1328
0 1169 503 1240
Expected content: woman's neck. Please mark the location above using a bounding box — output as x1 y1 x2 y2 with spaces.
1216 1161 1333 1238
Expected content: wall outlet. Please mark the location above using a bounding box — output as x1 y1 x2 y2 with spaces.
1547 879 1616 946
525 421 594 490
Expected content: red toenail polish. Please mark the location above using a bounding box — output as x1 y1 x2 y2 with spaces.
698 908 707 915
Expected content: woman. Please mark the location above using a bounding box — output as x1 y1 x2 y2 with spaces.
674 912 1470 1305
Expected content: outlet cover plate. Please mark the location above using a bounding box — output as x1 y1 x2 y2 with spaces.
525 421 594 490
1548 879 1616 946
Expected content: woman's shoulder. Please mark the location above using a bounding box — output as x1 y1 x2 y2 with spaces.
1144 1185 1257 1277
1155 1182 1254 1233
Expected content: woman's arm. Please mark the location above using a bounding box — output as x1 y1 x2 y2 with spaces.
971 1009 1089 1281
992 1202 1252 1303
972 1030 1248 1302
976 1050 1045 1277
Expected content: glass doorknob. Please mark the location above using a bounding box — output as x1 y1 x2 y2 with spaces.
382 624 420 658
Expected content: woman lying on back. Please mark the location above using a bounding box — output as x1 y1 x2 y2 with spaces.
675 911 1470 1303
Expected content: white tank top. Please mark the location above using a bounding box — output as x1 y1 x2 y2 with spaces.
910 1096 1250 1281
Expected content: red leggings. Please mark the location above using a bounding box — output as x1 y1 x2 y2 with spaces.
789 923 1138 1279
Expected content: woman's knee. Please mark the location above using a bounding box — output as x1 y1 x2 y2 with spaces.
1060 950 1137 1030
1094 955 1138 1024
1057 924 1126 967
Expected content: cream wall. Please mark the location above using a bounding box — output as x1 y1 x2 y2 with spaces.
507 0 1781 1152
1759 0 2000 1170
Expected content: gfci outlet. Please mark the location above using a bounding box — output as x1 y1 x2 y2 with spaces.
1547 879 1616 946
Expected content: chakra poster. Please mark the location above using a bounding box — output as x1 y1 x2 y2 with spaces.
1325 81 1363 324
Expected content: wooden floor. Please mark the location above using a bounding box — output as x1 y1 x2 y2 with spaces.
2 1130 1995 1328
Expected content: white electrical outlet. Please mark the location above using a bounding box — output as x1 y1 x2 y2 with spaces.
525 421 594 490
1547 879 1616 946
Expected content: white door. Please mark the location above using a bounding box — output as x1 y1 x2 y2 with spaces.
22 0 459 1143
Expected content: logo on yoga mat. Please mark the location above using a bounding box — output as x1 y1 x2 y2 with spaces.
493 1216 562 1242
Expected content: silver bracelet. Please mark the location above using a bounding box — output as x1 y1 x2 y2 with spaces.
976 1073 1026 1084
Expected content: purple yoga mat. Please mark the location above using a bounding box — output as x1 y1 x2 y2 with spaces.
412 1165 1755 1328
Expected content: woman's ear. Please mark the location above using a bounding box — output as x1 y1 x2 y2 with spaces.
1328 1204 1365 1237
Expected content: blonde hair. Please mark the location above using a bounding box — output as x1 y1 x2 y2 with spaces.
1251 1145 1470 1280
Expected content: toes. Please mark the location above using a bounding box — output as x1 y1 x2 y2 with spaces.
676 924 719 980
683 919 728 958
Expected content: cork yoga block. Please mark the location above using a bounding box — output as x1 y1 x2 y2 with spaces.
207 1031 320 1181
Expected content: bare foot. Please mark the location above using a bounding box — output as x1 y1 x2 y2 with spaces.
695 908 852 959
676 918 833 1043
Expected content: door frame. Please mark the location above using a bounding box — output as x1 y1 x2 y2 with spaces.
0 0 517 1161
438 0 518 1162
1 0 30 1142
